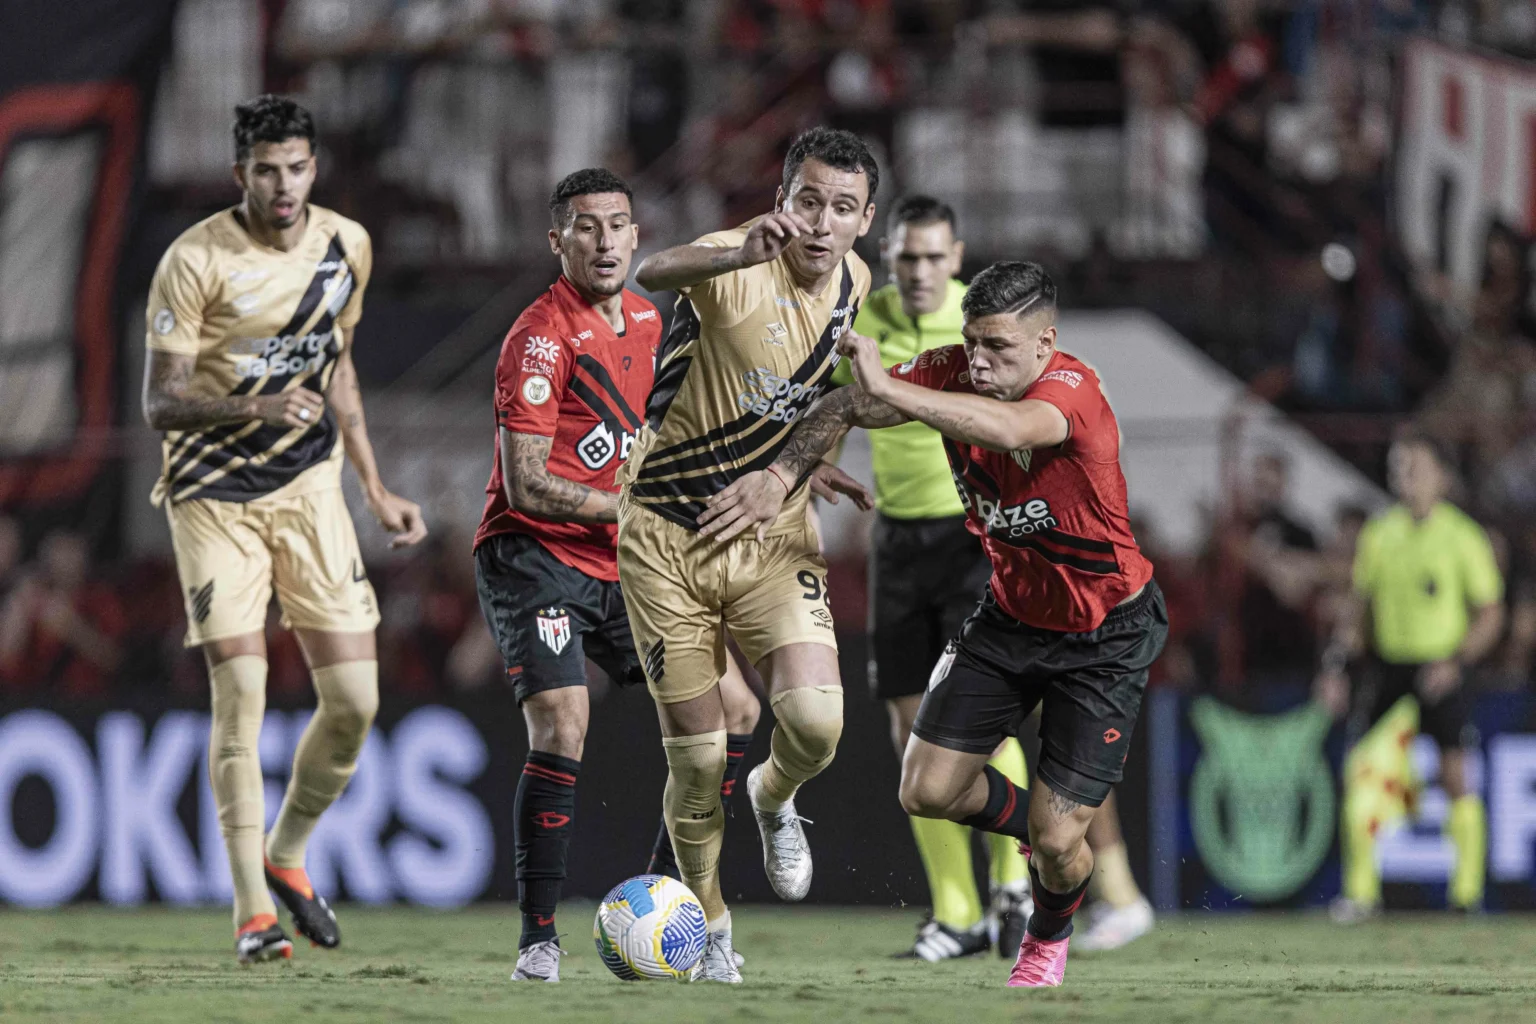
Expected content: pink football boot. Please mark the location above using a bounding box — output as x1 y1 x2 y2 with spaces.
1006 932 1070 988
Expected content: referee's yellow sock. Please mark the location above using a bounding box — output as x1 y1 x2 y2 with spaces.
910 815 981 930
266 660 379 869
1447 794 1486 910
985 739 1030 892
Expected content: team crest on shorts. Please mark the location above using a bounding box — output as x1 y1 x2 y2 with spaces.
536 607 572 655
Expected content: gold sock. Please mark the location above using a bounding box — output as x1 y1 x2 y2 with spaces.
756 686 843 811
208 655 277 927
663 731 729 921
910 814 981 929
1088 841 1142 909
266 660 378 869
1447 794 1486 909
985 738 1030 891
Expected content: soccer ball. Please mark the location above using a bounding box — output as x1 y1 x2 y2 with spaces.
593 874 708 980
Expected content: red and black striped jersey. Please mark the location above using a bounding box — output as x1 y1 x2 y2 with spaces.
891 347 1153 633
475 276 660 580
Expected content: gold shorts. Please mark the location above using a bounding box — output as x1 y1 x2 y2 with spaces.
617 496 836 704
167 486 380 647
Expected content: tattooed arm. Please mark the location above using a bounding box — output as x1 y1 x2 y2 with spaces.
696 383 901 542
142 349 321 431
634 212 813 292
329 342 427 548
502 430 619 523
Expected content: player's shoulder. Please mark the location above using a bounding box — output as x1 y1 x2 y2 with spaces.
1032 351 1100 394
894 343 967 385
509 284 569 341
306 205 372 260
159 208 242 277
843 248 872 291
692 225 749 249
621 288 662 333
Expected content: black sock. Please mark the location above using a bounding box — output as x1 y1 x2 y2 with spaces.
516 750 580 948
647 733 751 878
958 764 1031 840
1025 862 1091 942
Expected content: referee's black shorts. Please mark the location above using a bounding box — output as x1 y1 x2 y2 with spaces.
913 581 1168 808
1351 656 1478 751
867 513 992 702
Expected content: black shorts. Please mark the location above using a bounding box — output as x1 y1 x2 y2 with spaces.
913 581 1167 808
868 514 992 701
474 531 644 704
1352 657 1477 751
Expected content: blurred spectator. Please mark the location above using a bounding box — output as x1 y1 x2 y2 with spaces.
1237 452 1321 684
0 531 126 698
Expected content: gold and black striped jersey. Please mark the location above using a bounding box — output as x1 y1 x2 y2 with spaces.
621 224 871 533
144 205 371 506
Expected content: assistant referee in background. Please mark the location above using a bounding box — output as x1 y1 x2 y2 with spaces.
1318 432 1504 919
832 195 1031 960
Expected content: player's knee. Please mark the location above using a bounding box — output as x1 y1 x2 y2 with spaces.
897 773 956 819
769 685 843 778
530 716 587 760
313 661 379 756
1027 819 1086 868
663 731 728 810
725 699 761 737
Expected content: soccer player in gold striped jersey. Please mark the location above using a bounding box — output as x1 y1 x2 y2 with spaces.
141 95 426 963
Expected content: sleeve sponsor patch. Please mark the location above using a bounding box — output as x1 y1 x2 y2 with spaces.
153 308 175 335
1039 369 1084 388
522 375 552 405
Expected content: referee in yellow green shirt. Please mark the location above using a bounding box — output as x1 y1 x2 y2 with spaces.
831 196 1034 960
1319 432 1504 918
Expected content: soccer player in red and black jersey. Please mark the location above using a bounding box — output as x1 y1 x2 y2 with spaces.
700 261 1166 989
473 169 663 982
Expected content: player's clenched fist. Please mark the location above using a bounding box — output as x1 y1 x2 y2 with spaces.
739 212 813 267
256 387 326 430
836 330 887 394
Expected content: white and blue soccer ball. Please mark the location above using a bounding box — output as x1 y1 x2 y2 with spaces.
593 874 708 980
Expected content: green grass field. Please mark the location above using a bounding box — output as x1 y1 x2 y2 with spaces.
1 905 1534 1023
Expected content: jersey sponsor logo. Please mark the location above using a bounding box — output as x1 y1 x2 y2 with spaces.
575 419 637 471
536 608 572 655
735 367 827 423
630 309 657 322
927 348 954 365
314 259 346 272
1039 369 1084 388
232 293 262 316
570 329 593 348
233 330 335 379
522 375 552 405
153 308 175 336
229 268 268 285
521 357 556 375
967 495 1059 539
525 336 560 363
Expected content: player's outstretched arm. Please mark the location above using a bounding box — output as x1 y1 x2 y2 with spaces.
501 429 619 524
697 383 895 542
634 212 812 292
839 329 1069 453
329 346 428 549
142 349 321 432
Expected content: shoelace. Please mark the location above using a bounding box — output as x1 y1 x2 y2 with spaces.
763 810 814 858
699 932 738 979
519 939 566 977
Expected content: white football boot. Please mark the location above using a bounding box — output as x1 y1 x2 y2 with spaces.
1074 897 1154 952
510 939 564 982
694 918 743 984
746 764 815 901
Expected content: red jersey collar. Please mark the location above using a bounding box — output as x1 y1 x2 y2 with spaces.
551 274 639 339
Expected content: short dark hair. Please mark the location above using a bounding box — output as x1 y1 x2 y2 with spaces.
888 194 956 234
961 261 1057 321
782 127 879 206
1394 428 1458 475
233 94 315 161
549 167 634 227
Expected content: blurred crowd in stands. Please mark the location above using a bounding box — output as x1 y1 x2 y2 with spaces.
8 0 1536 698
